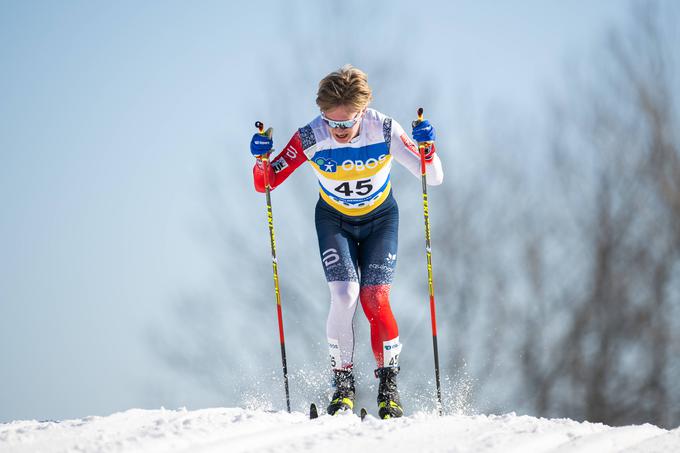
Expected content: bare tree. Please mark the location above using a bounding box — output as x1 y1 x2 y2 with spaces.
519 2 680 428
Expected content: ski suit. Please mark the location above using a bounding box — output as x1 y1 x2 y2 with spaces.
252 108 443 370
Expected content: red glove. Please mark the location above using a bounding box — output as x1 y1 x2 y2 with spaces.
253 159 276 193
421 142 436 162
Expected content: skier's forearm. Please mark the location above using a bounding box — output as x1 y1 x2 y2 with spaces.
390 130 444 184
253 160 276 192
425 154 444 185
252 131 307 192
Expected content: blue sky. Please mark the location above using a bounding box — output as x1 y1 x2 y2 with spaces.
0 1 630 422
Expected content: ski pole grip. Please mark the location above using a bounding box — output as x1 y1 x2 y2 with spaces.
255 121 273 139
254 121 268 160
254 121 274 160
412 107 424 128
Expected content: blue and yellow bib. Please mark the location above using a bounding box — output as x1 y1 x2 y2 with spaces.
300 109 394 217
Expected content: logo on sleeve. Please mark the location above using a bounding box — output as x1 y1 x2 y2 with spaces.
271 157 289 173
400 133 418 154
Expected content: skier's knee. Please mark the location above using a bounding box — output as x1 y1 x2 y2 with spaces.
329 281 360 308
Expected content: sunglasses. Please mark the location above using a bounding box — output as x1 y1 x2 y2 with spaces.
321 111 363 129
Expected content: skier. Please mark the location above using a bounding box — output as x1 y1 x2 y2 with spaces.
250 65 443 419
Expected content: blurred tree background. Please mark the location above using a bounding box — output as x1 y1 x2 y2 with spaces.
516 3 680 427
151 1 680 428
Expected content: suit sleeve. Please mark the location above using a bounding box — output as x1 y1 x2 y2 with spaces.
389 119 444 185
253 131 308 192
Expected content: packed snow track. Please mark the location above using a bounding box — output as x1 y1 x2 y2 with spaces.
1 407 679 453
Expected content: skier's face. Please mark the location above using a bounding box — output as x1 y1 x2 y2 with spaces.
322 105 364 144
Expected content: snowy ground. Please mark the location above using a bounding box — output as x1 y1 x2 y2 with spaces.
2 407 680 453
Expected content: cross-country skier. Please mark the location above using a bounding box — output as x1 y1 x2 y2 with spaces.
250 65 443 419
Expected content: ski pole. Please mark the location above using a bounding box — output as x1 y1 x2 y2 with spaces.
255 120 291 413
412 108 443 415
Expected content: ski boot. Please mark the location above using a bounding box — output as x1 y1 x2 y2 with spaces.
327 369 355 415
376 366 403 419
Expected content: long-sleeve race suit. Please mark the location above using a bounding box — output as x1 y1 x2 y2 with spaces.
253 108 443 370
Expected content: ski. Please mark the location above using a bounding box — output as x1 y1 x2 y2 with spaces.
311 401 367 421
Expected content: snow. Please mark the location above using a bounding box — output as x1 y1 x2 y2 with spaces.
1 407 679 453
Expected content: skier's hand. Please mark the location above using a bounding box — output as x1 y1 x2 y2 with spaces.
250 132 273 157
412 119 436 143
412 120 436 162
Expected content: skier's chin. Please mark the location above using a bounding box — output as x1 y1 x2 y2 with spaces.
333 132 352 143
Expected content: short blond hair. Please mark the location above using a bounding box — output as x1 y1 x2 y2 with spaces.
316 64 373 112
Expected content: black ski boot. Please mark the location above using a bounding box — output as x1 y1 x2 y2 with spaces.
327 369 355 415
376 367 403 419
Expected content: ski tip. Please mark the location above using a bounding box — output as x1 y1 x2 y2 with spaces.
360 407 368 421
310 403 319 420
